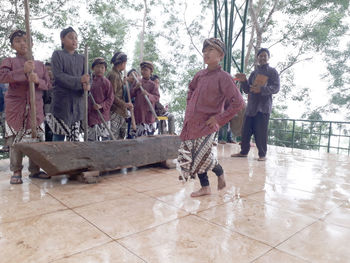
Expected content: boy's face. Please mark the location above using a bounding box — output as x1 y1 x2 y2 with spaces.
61 31 78 51
203 46 224 66
141 67 152 79
45 65 54 80
93 64 106 77
11 36 28 56
257 51 269 65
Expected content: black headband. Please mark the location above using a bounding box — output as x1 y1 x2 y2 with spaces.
9 30 26 44
92 57 107 69
257 48 270 57
111 52 127 65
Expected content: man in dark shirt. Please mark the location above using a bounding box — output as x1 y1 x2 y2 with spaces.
231 48 280 161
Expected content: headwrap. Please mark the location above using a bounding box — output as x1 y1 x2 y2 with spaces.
111 52 127 66
9 30 26 44
60 27 76 49
140 61 154 72
92 57 107 69
127 68 137 77
257 48 270 58
202 38 226 55
60 26 76 39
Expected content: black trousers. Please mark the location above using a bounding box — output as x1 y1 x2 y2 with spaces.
198 163 224 187
240 112 270 158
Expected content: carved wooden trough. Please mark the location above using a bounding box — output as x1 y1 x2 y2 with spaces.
15 135 181 183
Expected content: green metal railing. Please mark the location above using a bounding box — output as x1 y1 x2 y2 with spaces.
268 118 350 155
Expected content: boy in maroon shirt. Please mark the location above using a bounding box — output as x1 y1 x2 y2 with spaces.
178 38 244 197
88 57 114 141
0 30 51 184
130 61 160 136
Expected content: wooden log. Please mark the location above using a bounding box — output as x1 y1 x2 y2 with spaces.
15 135 181 176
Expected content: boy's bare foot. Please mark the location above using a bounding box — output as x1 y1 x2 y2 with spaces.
191 186 211 197
217 174 226 190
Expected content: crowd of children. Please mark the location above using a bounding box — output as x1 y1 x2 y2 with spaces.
0 27 279 198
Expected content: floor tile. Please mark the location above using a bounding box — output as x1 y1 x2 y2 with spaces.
74 193 187 239
197 198 315 246
119 215 271 263
323 202 350 228
278 221 350 263
252 249 310 263
0 210 110 263
52 241 144 263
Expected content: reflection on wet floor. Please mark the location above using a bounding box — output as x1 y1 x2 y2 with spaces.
0 144 349 262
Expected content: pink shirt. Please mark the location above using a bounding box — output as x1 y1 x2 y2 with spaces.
88 76 114 127
180 66 244 141
131 78 160 124
0 55 50 132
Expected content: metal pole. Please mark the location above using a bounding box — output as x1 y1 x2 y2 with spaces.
214 0 218 38
327 122 332 153
241 0 249 73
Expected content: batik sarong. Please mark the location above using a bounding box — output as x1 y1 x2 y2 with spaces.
110 112 126 139
46 113 80 141
177 133 218 181
88 121 111 141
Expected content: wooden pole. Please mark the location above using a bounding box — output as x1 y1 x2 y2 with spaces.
131 71 159 122
83 45 89 141
24 0 37 138
88 93 116 140
124 70 136 131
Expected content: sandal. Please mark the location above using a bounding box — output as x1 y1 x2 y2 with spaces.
29 171 51 180
10 175 23 184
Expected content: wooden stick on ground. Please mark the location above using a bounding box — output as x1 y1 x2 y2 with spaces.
24 0 37 138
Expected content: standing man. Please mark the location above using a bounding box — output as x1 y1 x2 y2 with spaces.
231 48 280 161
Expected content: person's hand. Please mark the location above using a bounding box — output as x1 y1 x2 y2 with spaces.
234 73 247 82
206 116 219 129
24 60 35 73
83 83 90 91
135 82 141 89
123 76 127 84
250 85 261 94
81 74 90 84
125 102 133 110
141 89 149 96
93 103 102 110
28 72 39 84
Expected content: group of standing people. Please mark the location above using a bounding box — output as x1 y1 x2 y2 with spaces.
0 27 173 184
0 26 280 198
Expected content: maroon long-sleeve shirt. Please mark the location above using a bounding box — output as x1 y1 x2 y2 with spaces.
130 78 159 124
180 65 244 141
88 76 114 127
0 54 50 132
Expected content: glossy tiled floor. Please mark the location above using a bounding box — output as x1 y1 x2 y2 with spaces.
0 144 349 263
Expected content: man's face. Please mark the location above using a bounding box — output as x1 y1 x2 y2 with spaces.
258 51 269 65
61 31 78 51
203 46 223 66
93 64 106 77
141 67 152 79
11 36 28 56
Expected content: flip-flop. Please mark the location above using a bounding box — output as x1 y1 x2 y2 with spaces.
29 171 51 180
10 175 23 184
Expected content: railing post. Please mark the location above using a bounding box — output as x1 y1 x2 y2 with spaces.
327 122 332 153
291 120 295 149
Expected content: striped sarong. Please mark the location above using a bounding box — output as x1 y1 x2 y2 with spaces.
46 113 80 141
177 133 217 181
